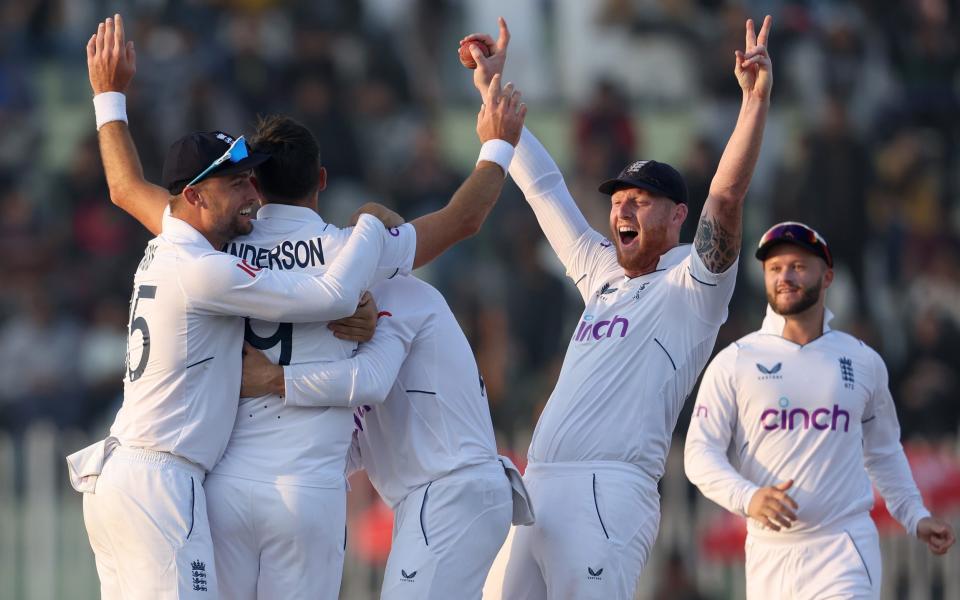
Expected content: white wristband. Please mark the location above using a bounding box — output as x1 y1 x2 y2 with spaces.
477 139 515 177
93 92 128 130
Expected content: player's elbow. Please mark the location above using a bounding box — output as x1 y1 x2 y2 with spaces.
346 380 391 407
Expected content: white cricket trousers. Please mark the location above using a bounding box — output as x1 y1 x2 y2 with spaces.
203 473 346 600
498 461 660 600
82 447 217 599
379 460 513 600
745 512 881 600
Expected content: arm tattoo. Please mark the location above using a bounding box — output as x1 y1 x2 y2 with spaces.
694 214 739 273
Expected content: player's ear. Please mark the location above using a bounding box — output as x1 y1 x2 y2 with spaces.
182 185 203 208
317 166 328 193
674 202 688 225
822 266 834 290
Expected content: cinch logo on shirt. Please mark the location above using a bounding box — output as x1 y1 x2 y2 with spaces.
760 397 850 432
574 314 629 342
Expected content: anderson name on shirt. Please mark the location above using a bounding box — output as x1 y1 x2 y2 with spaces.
224 237 325 271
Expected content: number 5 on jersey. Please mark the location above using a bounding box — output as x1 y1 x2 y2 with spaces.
126 284 157 382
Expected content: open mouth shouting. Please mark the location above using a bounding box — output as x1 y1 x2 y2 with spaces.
618 225 639 247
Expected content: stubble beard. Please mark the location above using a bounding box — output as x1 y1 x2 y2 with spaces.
768 280 822 316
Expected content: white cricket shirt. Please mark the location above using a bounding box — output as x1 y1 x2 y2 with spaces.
509 128 737 479
210 204 416 487
684 306 931 539
282 275 499 508
109 210 401 472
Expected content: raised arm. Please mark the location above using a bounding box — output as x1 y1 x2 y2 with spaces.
693 15 773 273
88 14 168 235
460 19 594 271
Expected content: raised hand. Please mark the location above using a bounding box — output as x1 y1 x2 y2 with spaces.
459 17 510 99
747 479 798 531
87 14 136 95
476 74 526 147
917 517 956 556
735 15 772 101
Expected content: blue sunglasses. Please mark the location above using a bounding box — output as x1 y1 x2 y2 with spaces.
185 136 250 188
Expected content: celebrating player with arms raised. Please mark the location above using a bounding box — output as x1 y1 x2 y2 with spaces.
685 222 955 599
461 16 772 599
74 12 528 599
67 15 413 599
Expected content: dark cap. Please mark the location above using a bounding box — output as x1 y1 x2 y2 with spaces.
756 221 833 267
598 160 688 204
161 131 269 195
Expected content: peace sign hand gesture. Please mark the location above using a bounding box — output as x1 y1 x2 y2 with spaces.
735 15 772 102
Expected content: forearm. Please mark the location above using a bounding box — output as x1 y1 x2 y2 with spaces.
865 447 930 537
510 127 591 256
410 163 504 268
684 438 759 516
98 120 168 235
694 96 767 273
283 343 402 408
708 95 769 206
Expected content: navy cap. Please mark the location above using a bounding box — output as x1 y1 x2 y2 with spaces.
598 160 688 204
161 131 269 195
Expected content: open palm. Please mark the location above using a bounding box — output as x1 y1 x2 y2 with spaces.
735 16 772 101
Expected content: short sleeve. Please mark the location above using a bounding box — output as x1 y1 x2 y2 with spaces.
666 246 738 325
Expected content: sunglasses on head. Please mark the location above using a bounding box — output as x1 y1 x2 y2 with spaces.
185 136 250 188
758 222 833 266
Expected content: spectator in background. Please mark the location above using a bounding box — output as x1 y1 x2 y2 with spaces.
777 95 871 308
574 79 637 171
0 286 82 430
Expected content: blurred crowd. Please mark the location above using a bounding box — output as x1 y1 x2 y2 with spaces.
1 0 958 498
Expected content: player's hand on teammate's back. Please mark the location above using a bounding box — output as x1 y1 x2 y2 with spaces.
917 516 956 556
477 75 526 147
747 479 798 531
329 292 379 342
349 202 405 228
87 14 136 94
735 15 773 101
240 343 285 398
459 17 510 96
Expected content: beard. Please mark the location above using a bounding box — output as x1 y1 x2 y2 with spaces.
767 280 822 316
612 223 670 274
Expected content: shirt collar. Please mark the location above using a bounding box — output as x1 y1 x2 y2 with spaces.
161 207 214 250
760 304 834 336
255 203 325 225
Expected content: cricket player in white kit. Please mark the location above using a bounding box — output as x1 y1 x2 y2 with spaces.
67 15 413 599
460 16 773 599
684 221 956 599
80 14 531 598
243 272 534 600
